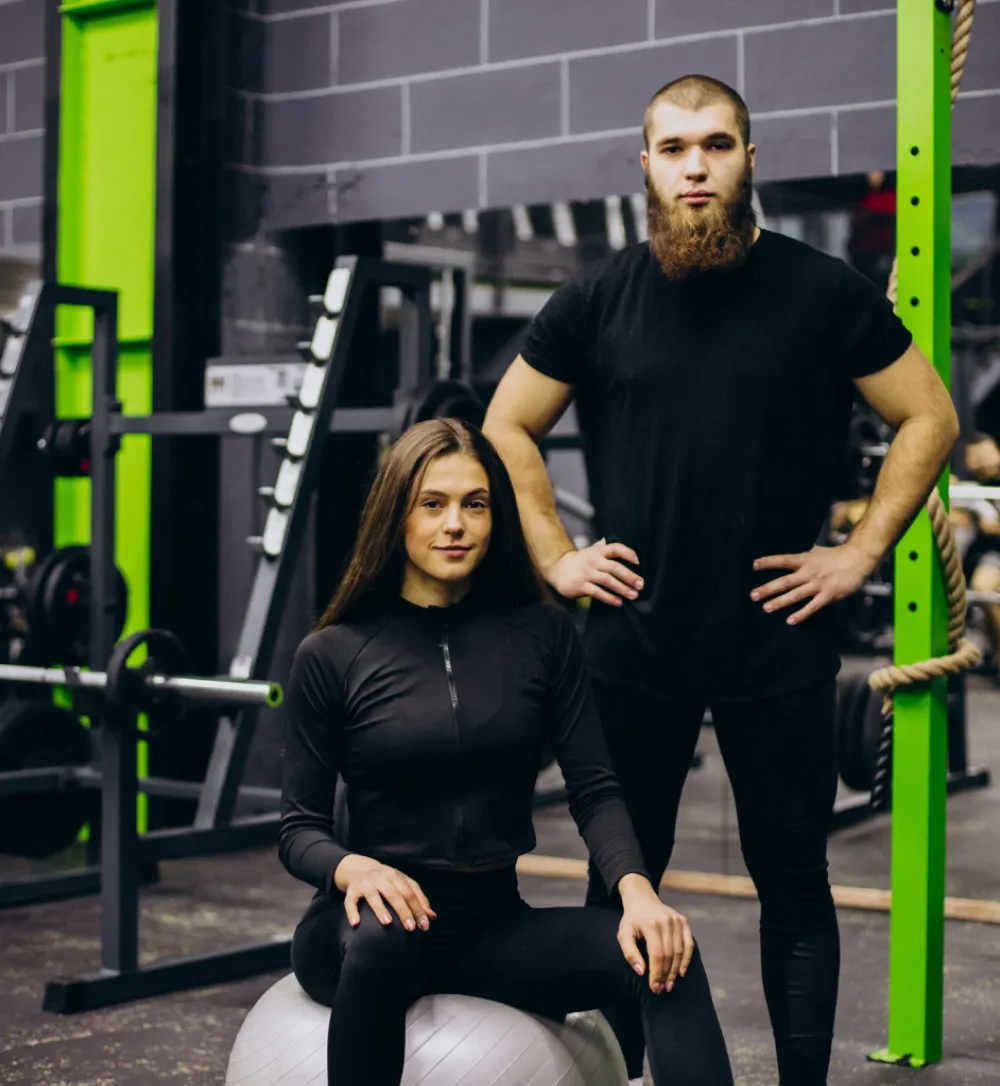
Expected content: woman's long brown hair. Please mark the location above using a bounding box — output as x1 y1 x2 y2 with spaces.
315 418 548 628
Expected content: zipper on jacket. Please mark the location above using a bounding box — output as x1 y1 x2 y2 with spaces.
441 632 464 853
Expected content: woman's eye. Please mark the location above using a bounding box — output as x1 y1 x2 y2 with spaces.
423 500 440 509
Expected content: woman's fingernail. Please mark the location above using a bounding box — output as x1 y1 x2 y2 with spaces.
667 982 674 992
405 920 415 931
419 919 429 930
634 963 643 975
751 591 759 601
629 591 637 600
382 914 391 924
636 579 644 589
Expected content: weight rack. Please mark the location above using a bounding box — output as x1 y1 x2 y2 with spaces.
0 258 442 903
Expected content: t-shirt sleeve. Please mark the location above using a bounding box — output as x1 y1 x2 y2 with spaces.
278 631 350 893
542 605 649 895
520 274 592 386
833 261 914 379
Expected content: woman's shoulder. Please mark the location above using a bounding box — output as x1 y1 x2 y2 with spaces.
293 613 392 671
490 599 581 645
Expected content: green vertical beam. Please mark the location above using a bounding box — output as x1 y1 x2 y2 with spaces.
871 1 953 1069
56 0 158 829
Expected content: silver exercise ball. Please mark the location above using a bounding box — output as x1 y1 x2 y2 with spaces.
225 973 628 1086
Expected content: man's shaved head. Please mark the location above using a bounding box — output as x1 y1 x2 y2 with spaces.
643 74 750 150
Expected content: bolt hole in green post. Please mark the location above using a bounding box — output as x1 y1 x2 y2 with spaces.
911 146 920 155
868 0 952 1070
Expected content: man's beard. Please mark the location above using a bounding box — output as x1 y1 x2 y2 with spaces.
646 159 757 281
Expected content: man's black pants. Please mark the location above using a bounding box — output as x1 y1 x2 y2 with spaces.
587 677 841 1086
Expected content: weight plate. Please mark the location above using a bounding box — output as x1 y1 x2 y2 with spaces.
836 676 871 792
26 546 128 666
0 700 92 859
105 628 193 728
858 681 890 794
394 380 486 438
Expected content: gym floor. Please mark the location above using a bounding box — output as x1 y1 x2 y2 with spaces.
2 661 999 1085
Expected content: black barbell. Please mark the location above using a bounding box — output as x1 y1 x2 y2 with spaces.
0 627 283 858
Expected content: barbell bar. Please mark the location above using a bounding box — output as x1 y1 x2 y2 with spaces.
0 663 282 708
862 582 1000 607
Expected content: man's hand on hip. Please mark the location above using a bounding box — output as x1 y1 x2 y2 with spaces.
751 543 878 625
546 539 643 606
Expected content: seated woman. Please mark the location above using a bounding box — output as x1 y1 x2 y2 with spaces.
278 418 734 1086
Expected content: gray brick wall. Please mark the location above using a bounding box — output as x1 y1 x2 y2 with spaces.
228 0 1000 229
0 0 45 256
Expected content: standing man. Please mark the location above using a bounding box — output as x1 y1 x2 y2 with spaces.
482 74 959 1085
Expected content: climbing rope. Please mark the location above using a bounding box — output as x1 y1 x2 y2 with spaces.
868 0 980 710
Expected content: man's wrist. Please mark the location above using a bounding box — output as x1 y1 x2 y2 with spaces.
539 544 576 581
845 531 885 573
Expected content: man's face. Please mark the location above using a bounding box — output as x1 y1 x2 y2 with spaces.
640 100 757 280
641 100 754 212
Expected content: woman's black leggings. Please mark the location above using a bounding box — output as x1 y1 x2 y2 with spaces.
291 865 734 1086
585 678 841 1086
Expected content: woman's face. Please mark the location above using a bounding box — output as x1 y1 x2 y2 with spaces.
403 453 492 595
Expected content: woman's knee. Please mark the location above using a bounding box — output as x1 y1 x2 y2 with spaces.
341 907 423 979
291 897 422 1004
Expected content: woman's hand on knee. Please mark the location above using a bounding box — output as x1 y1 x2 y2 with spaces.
617 877 695 995
336 855 437 932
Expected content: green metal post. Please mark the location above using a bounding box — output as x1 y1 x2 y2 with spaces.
869 0 953 1068
55 0 158 831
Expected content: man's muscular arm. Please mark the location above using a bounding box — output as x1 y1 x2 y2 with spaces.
848 341 960 562
482 357 577 575
754 342 959 624
484 357 642 605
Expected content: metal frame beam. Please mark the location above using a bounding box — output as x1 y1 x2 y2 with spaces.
870 0 954 1068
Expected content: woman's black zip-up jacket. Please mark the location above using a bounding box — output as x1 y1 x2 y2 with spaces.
278 594 649 897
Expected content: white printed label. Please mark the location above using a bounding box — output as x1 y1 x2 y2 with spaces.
204 363 306 407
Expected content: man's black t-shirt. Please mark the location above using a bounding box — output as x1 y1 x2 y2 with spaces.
521 229 913 705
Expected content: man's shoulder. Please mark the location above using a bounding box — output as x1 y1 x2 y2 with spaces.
589 242 653 287
758 228 848 281
556 243 652 300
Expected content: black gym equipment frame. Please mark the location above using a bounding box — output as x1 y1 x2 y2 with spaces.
0 258 446 1011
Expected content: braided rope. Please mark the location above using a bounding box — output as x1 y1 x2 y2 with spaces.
867 0 980 709
951 0 976 109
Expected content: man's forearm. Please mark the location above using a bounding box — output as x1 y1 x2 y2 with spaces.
850 414 958 566
484 422 576 575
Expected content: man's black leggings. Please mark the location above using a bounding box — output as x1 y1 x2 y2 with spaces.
291 864 734 1086
586 677 841 1086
